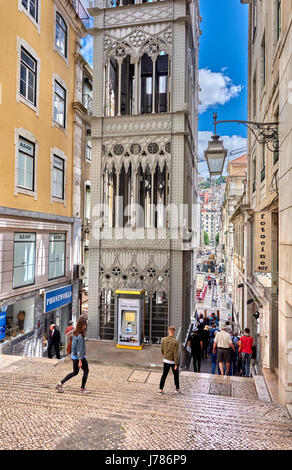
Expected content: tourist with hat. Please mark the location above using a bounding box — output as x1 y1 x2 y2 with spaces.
213 322 235 376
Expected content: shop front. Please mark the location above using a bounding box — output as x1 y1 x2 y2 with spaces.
42 284 73 357
0 296 35 350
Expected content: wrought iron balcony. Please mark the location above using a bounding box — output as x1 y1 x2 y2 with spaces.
71 0 90 27
83 94 93 115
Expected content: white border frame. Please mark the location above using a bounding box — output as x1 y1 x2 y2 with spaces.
14 127 39 200
16 37 41 116
52 73 69 135
18 0 41 34
50 147 67 207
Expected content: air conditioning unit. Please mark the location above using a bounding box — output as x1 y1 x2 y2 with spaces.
75 264 86 280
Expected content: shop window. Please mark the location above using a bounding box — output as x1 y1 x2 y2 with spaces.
18 137 35 191
48 233 66 280
0 298 35 345
13 233 36 289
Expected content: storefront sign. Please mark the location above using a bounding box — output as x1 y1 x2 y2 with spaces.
44 285 72 313
254 211 272 273
0 306 7 340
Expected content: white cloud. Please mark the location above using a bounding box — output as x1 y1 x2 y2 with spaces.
199 68 242 114
198 131 247 178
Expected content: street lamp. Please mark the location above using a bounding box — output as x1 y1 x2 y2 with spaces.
204 134 228 177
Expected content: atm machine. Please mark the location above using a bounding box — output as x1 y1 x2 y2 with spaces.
115 288 145 350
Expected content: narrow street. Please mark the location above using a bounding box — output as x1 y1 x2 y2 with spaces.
0 355 291 451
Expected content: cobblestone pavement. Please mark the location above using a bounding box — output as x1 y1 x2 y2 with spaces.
0 355 291 450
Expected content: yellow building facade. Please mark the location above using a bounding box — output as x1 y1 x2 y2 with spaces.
0 0 90 356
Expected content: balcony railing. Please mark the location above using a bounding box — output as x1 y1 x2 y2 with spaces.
104 0 168 7
83 94 93 115
71 0 90 27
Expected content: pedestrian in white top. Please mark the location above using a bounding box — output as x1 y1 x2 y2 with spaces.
213 322 235 376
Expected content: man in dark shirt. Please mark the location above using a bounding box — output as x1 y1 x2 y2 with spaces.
188 329 203 372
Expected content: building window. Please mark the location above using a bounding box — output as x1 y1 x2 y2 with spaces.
261 145 265 182
155 52 169 113
86 137 92 161
21 0 38 22
276 0 281 41
13 233 36 289
48 233 66 280
20 47 37 106
141 54 153 114
252 0 257 42
54 80 66 128
18 137 35 191
252 157 256 192
85 185 91 220
55 12 67 58
261 34 266 89
52 155 64 200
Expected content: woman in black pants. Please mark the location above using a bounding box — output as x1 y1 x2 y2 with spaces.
55 316 90 395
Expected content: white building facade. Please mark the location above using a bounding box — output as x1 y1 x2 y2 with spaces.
87 0 200 344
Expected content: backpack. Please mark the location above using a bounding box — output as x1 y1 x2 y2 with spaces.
66 335 73 355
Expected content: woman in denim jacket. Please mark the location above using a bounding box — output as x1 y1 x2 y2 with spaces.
56 316 90 394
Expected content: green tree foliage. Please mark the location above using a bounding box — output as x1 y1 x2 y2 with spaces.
204 231 209 246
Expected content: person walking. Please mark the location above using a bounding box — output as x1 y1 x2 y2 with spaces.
202 325 210 359
229 333 239 376
213 322 235 376
64 320 74 337
238 328 254 377
188 329 202 372
47 324 61 359
159 326 181 395
208 330 220 374
55 316 90 394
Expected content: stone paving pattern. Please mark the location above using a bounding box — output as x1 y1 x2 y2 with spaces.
0 356 291 450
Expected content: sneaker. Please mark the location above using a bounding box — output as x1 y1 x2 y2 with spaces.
55 383 64 393
80 388 91 394
158 390 164 395
175 389 182 394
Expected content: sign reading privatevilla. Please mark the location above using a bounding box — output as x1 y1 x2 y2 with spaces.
254 211 272 273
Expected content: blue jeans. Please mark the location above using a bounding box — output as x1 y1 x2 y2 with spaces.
211 353 217 374
242 353 251 377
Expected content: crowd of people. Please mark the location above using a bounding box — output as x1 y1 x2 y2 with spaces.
187 313 256 377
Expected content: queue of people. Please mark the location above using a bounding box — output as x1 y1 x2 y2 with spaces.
188 315 256 377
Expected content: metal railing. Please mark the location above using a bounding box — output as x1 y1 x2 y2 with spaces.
82 94 93 115
71 0 90 27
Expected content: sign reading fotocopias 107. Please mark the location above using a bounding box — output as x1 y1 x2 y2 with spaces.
254 211 272 273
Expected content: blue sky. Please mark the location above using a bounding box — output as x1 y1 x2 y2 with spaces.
80 0 249 176
198 0 249 175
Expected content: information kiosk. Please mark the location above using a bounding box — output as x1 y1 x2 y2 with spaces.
115 288 145 350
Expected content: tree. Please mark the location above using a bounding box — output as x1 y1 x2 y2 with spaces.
216 233 219 245
204 231 209 246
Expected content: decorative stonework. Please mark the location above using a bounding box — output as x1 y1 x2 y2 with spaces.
104 4 172 28
99 249 170 295
104 24 172 61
